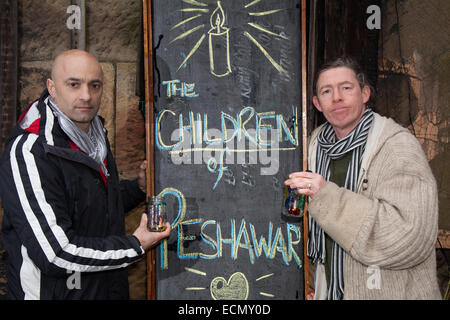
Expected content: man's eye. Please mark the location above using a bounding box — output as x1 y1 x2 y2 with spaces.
321 89 330 95
69 82 79 88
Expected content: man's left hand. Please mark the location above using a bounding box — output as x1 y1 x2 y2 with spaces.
137 160 147 193
133 213 171 251
284 171 326 199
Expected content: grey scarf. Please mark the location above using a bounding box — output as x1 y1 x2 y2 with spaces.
308 108 374 300
48 97 109 177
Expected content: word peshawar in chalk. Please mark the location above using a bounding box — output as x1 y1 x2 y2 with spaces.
157 178 303 272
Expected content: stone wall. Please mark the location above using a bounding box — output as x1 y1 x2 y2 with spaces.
13 0 147 299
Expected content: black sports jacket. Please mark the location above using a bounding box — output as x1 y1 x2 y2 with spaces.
0 90 146 299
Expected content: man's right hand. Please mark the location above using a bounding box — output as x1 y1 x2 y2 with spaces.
133 213 171 251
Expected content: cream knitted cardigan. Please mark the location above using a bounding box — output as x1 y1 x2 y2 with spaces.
308 112 441 300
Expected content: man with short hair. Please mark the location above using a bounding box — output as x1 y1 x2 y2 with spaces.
285 57 441 300
0 49 170 299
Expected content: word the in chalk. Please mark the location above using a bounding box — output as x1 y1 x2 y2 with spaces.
162 79 199 98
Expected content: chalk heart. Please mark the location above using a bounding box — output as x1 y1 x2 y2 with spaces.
210 272 249 300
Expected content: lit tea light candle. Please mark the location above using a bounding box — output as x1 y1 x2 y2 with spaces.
208 1 231 77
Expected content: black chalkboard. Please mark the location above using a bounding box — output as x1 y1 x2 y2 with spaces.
151 0 304 300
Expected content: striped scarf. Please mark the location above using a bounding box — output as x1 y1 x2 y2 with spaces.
308 108 374 300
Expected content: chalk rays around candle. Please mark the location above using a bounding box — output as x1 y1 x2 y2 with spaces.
169 0 290 78
243 32 289 77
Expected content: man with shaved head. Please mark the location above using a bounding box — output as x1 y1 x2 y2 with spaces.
0 50 170 299
47 50 104 132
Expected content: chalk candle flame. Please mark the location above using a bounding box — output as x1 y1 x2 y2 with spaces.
208 1 231 77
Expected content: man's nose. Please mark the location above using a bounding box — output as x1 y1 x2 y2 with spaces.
79 84 91 101
332 89 343 102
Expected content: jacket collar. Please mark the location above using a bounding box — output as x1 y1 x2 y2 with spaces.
19 89 65 146
16 89 109 176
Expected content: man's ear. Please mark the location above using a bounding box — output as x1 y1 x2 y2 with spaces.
312 96 323 112
362 85 371 104
46 79 56 98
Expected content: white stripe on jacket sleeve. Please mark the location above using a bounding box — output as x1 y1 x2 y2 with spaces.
11 134 143 273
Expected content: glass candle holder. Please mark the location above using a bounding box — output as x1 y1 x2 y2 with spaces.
146 196 167 232
283 186 305 217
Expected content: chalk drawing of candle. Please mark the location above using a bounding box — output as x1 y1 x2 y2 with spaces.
170 0 289 78
208 1 231 77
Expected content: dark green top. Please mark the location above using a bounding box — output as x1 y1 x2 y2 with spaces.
324 151 352 286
